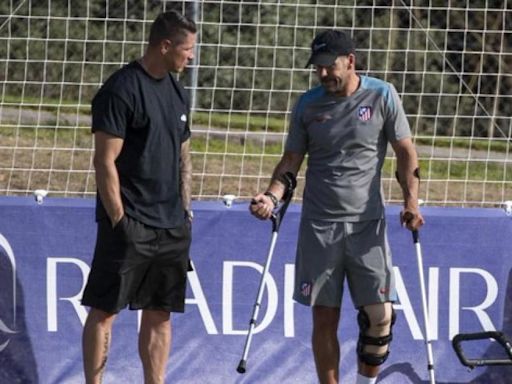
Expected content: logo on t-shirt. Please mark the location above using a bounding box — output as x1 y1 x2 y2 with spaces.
379 286 390 295
300 281 312 297
358 106 372 122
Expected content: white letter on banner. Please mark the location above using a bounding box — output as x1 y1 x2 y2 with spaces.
393 267 439 340
449 268 498 339
427 267 439 340
185 261 218 334
47 258 90 332
284 264 295 338
393 266 423 340
222 261 278 335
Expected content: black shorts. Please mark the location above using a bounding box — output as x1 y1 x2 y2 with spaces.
81 214 192 314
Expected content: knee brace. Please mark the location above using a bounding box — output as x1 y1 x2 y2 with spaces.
356 307 396 366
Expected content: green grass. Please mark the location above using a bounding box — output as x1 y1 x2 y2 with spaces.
415 136 510 153
2 94 91 112
190 134 284 155
1 105 511 205
191 111 287 133
382 158 512 182
1 96 509 153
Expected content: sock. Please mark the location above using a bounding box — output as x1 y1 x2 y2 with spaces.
355 373 377 384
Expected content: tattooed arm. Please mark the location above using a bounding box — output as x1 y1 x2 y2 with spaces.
180 138 193 218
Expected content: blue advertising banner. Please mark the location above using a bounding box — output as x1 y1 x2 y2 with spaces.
0 196 511 383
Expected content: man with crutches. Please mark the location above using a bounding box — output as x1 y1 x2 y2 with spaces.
250 30 424 384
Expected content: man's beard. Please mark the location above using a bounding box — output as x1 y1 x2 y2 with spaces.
321 77 343 94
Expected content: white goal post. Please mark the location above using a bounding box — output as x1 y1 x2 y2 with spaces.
0 0 510 208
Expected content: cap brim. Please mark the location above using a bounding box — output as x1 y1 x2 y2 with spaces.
305 52 338 68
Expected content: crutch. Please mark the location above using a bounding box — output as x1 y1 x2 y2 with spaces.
236 172 297 374
411 229 436 384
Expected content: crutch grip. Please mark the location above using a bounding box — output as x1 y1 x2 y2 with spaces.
412 229 419 243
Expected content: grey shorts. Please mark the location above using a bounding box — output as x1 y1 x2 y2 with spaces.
81 214 192 314
293 218 396 308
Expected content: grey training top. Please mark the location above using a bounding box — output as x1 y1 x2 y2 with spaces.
285 75 411 222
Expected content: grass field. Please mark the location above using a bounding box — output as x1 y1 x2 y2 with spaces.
0 109 511 207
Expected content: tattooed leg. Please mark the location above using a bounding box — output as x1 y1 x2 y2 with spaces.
82 308 116 384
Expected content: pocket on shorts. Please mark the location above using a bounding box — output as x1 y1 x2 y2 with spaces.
167 222 192 242
112 215 128 232
95 215 133 263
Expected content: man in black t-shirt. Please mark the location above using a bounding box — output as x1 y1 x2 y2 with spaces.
81 11 196 384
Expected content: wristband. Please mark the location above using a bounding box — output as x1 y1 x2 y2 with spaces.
264 191 279 208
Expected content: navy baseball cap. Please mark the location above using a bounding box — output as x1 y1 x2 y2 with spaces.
305 30 355 67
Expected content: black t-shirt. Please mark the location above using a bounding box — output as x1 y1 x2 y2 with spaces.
91 61 191 228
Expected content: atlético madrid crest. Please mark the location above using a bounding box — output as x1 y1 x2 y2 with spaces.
358 106 372 121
